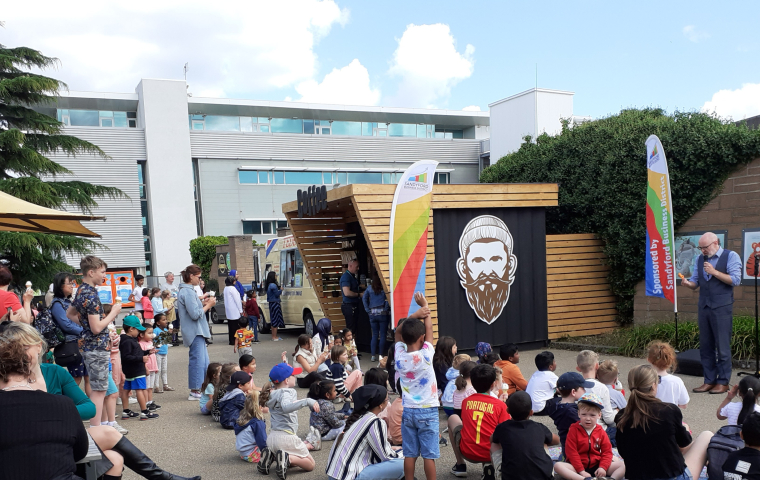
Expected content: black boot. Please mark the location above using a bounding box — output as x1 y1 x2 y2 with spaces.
111 437 201 480
102 475 121 480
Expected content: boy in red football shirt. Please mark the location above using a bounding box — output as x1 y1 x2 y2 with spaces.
554 392 626 480
448 364 510 480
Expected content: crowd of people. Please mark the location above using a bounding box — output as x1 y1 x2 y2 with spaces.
3 252 760 480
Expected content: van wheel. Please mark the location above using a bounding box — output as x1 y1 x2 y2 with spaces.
259 308 271 334
304 311 315 337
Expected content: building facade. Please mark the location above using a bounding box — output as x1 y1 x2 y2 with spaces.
40 79 490 279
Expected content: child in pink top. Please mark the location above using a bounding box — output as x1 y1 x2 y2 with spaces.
140 289 154 321
138 323 160 411
452 361 477 416
109 326 123 388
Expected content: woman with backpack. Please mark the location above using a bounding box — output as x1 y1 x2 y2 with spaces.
615 364 713 480
49 272 90 392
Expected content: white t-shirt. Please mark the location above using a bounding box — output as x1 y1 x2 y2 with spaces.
525 370 558 412
587 379 616 427
132 286 143 310
394 341 439 409
194 285 204 298
720 401 760 426
655 373 690 407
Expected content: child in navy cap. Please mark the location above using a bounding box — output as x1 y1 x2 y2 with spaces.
219 371 253 429
549 372 595 457
257 363 320 479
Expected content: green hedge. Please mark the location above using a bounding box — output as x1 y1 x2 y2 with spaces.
481 109 760 322
189 236 227 284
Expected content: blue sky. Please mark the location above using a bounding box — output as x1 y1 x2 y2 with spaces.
4 1 760 119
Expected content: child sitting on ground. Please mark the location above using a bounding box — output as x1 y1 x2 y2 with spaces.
394 292 439 480
258 363 320 479
341 328 361 373
491 391 559 480
717 376 760 426
385 378 404 446
211 363 240 422
482 353 500 366
448 364 510 480
452 361 478 417
220 371 254 429
597 359 627 412
549 372 594 457
326 345 362 401
442 354 474 416
494 343 528 395
576 350 616 429
239 354 263 392
647 341 689 409
525 351 558 416
723 411 760 477
234 318 255 358
200 362 222 415
308 380 346 441
234 390 267 463
554 393 626 480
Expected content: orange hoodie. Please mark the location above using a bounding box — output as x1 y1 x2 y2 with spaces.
494 359 528 395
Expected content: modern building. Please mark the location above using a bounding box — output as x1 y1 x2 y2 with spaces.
39 79 495 281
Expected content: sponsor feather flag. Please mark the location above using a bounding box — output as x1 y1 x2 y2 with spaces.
645 135 677 310
389 160 438 327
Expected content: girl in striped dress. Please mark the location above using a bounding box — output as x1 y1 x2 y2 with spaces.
266 271 284 342
326 384 402 480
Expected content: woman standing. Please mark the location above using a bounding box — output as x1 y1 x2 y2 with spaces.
615 364 713 480
362 275 389 363
223 275 243 346
49 272 90 395
177 264 217 401
266 271 284 342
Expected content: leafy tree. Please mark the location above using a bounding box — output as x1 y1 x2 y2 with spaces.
189 235 228 283
481 109 760 322
0 44 124 289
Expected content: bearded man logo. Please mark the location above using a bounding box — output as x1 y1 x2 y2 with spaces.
456 215 517 324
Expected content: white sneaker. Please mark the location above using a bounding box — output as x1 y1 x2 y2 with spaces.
128 397 138 404
112 422 129 435
116 397 122 405
308 426 322 451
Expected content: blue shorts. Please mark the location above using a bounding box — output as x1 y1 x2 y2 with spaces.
401 407 440 459
105 371 118 396
124 376 147 391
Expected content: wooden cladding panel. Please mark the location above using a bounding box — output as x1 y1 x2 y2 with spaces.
545 234 618 339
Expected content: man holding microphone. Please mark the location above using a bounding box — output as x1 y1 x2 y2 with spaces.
681 232 742 394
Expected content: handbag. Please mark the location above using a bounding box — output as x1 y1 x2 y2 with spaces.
54 339 82 367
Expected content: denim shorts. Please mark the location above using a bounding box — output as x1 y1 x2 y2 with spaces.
401 407 440 459
650 467 693 480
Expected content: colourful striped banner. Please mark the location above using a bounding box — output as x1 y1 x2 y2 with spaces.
645 135 677 310
389 161 438 327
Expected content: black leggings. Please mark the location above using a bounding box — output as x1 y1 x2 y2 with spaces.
296 372 326 389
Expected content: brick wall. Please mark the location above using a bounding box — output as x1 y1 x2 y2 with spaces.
634 156 760 323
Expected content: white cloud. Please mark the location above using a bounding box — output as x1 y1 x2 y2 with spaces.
388 24 474 108
295 59 380 105
701 83 760 120
1 0 349 97
683 25 710 43
462 105 481 111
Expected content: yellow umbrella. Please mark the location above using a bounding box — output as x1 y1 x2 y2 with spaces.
0 190 104 238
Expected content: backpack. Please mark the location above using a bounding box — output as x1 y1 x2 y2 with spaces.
706 424 744 480
32 301 65 349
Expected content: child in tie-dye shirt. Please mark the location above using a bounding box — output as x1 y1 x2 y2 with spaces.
394 292 439 480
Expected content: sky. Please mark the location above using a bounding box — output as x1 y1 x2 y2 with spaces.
3 1 760 120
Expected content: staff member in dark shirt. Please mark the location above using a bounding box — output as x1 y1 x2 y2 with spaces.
340 258 361 332
615 364 713 480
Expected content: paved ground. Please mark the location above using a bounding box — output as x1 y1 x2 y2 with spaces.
119 327 733 479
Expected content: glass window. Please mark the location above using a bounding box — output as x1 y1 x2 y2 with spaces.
347 172 382 184
69 110 99 126
262 222 272 235
388 123 416 137
192 121 204 130
434 131 445 139
100 118 113 127
382 173 392 184
270 118 303 133
127 112 137 119
258 117 270 124
417 124 427 138
238 171 258 184
277 220 288 229
57 109 69 121
114 111 128 128
362 122 374 136
452 130 463 139
434 172 450 184
444 132 453 139
285 171 322 184
137 164 144 184
204 115 240 131
128 119 137 128
320 127 331 135
377 130 386 137
337 172 347 184
323 172 334 184
243 221 261 235
303 119 314 134
145 253 152 276
330 121 359 135
274 171 285 184
99 111 114 118
240 117 253 132
260 125 269 133
259 171 270 184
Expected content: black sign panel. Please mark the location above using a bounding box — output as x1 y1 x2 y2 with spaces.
217 252 229 277
434 207 548 350
297 185 328 218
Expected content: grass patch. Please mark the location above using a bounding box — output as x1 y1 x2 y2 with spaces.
556 316 758 359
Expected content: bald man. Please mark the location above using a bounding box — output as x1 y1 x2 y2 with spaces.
681 232 742 394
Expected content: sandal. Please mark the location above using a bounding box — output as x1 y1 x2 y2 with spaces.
163 385 175 391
